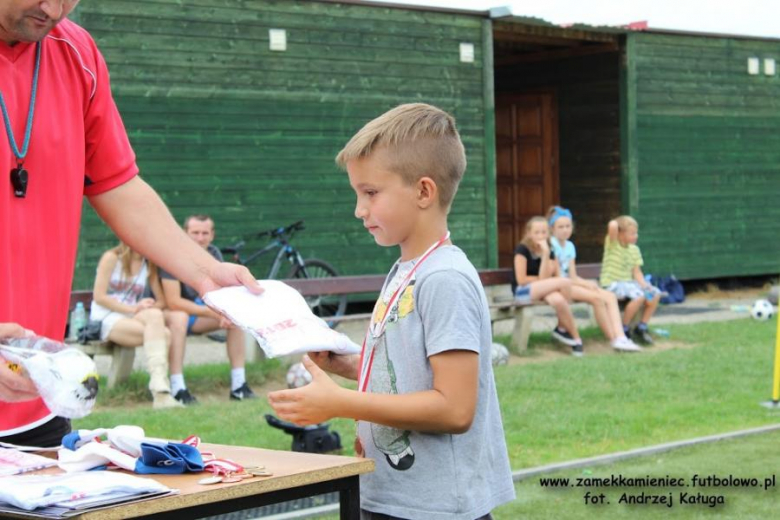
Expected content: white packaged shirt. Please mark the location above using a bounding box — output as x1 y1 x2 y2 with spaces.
203 280 359 358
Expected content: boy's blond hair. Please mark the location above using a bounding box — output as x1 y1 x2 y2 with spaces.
335 103 467 211
615 215 638 232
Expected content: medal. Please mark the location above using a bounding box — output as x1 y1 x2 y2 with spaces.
198 476 223 485
354 436 365 458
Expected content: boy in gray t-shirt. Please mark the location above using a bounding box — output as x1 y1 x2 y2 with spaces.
268 104 515 519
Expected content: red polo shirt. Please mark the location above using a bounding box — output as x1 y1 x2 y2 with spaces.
0 19 138 435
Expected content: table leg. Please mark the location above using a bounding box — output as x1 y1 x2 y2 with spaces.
340 475 361 519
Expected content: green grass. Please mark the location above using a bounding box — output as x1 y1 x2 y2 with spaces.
494 430 780 519
74 317 780 470
494 317 780 468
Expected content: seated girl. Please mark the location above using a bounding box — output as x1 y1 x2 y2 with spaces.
512 217 583 356
547 206 642 353
90 242 188 408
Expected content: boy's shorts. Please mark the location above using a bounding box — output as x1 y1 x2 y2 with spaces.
514 284 532 304
604 281 662 301
187 297 206 334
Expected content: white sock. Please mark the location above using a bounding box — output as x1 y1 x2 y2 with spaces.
231 368 246 391
170 374 186 395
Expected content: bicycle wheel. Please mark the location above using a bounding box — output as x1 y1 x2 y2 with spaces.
287 259 348 327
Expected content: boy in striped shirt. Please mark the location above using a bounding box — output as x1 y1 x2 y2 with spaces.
599 216 662 345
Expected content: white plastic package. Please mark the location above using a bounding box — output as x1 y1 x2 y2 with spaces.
203 280 360 358
0 470 170 511
0 336 99 419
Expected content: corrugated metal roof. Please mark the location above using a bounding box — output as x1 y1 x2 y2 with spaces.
316 0 780 43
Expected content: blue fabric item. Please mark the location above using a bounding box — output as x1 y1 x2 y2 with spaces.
135 443 186 474
134 442 204 474
550 240 576 278
648 274 685 304
165 443 204 472
548 206 572 227
60 431 82 451
186 297 206 334
514 285 532 304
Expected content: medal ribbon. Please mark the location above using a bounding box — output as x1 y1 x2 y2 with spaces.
357 232 450 393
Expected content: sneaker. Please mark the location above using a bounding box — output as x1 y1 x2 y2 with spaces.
174 388 198 405
229 382 257 401
571 343 584 357
632 327 654 345
152 392 185 409
552 327 579 347
612 337 643 352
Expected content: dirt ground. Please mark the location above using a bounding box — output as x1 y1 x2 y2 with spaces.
505 338 692 366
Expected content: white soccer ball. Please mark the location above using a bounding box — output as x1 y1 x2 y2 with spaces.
285 362 313 389
491 342 510 366
751 299 775 321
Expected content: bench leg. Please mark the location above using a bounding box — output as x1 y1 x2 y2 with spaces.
243 331 263 363
510 306 534 355
107 345 135 389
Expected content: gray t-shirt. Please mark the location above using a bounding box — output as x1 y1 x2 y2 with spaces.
159 244 222 301
358 246 515 519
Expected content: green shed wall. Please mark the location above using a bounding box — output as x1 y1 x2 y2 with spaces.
71 0 491 289
629 32 780 279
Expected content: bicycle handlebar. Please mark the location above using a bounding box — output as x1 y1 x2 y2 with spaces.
258 220 305 240
220 221 305 257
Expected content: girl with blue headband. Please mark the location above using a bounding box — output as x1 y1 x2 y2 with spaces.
547 207 642 353
513 216 583 356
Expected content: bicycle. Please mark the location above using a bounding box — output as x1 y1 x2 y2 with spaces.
220 220 348 326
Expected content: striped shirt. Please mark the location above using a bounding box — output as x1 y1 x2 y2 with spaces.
600 237 643 286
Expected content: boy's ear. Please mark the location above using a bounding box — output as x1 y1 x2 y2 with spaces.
416 176 438 209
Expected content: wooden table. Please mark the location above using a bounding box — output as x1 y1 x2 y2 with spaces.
1 443 374 520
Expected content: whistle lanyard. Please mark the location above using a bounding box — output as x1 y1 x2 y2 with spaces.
357 232 450 393
0 42 42 164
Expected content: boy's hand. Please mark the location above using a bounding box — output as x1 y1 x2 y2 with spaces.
308 351 359 380
267 356 346 426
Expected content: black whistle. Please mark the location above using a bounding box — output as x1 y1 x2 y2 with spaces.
10 167 28 198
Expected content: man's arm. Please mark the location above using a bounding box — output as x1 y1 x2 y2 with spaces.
89 177 260 296
161 278 218 318
268 350 479 433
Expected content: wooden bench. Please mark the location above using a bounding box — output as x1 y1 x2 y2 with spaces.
68 263 602 384
67 291 134 389
282 263 602 354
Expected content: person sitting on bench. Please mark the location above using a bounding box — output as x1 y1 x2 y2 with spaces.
513 217 584 356
90 242 186 409
160 214 256 404
600 216 663 345
547 206 642 353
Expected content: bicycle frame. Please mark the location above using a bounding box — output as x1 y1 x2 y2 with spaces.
241 239 306 279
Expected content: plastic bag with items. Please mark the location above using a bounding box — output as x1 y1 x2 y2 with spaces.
0 336 98 419
203 280 360 358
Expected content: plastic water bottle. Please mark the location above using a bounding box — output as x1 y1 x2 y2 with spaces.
70 302 87 341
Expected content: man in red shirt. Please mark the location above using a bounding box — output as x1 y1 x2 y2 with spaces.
0 1 259 446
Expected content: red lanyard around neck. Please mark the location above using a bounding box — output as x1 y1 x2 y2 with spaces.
357 232 450 392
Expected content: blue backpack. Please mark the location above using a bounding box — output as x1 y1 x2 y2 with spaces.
648 274 685 304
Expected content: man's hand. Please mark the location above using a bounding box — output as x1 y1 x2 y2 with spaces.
268 356 346 426
0 322 39 402
0 323 33 339
197 262 262 297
